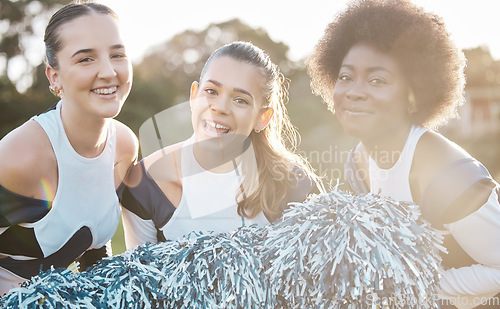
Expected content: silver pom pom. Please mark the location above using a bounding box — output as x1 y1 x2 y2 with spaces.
262 190 444 308
1 190 444 309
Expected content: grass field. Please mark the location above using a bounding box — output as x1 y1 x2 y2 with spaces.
111 217 127 254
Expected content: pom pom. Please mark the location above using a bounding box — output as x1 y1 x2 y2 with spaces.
1 190 444 309
85 242 177 308
156 228 269 308
0 265 102 308
261 190 444 308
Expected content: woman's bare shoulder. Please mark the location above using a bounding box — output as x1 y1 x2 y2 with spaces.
112 119 139 183
142 141 184 183
413 130 472 184
0 120 56 197
113 120 138 160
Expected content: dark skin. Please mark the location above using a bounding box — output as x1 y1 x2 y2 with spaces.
339 42 493 216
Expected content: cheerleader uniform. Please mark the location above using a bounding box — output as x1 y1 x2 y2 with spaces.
0 102 120 295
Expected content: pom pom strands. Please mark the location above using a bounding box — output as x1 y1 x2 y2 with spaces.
263 191 444 308
0 229 268 309
0 190 444 308
0 243 181 309
0 267 101 309
157 228 269 308
84 243 179 308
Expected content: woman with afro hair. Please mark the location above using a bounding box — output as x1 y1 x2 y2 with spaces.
307 0 500 308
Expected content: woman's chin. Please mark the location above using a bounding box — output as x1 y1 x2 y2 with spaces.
341 125 370 140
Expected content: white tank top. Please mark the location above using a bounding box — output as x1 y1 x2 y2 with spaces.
368 125 428 202
31 102 120 257
160 136 269 240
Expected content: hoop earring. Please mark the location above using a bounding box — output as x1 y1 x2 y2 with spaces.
254 128 262 133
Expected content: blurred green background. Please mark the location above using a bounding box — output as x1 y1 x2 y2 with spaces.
1 2 499 254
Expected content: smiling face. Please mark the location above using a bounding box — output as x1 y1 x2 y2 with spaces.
190 56 272 147
46 13 132 120
333 41 411 144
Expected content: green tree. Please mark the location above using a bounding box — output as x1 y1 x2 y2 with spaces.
0 0 66 137
0 0 67 81
0 63 55 137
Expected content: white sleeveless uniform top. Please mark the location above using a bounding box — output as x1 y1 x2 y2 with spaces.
368 125 428 202
159 136 269 241
31 102 120 256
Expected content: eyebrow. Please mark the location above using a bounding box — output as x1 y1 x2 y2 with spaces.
71 44 125 58
205 79 254 99
340 64 392 74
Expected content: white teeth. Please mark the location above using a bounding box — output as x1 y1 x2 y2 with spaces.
206 120 230 130
216 123 229 129
93 86 117 95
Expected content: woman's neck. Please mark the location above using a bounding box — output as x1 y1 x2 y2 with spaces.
362 124 412 169
60 104 109 158
192 135 252 173
193 141 245 174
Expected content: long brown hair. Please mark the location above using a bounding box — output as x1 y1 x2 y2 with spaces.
200 41 318 219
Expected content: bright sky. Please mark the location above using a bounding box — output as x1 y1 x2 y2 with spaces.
98 0 500 63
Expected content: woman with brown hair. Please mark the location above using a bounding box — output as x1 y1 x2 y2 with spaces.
121 41 317 247
0 1 137 295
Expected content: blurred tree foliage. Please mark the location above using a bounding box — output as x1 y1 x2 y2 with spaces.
0 64 54 135
0 0 66 136
0 0 67 77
